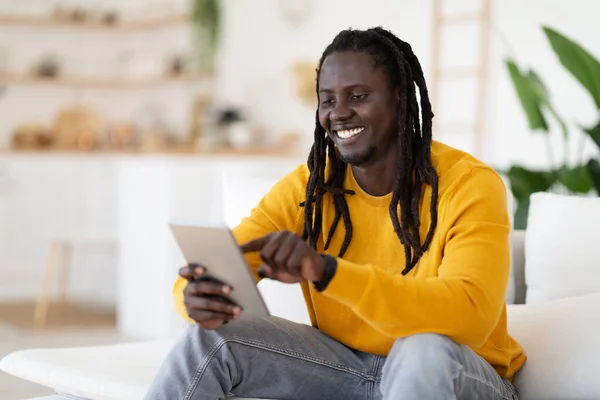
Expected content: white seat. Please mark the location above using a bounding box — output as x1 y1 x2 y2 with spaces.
0 338 269 400
0 341 174 400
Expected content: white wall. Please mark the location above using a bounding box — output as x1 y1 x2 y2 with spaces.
215 0 600 168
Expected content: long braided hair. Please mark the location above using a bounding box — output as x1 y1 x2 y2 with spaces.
302 27 439 275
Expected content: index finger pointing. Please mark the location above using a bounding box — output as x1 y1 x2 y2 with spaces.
240 234 273 253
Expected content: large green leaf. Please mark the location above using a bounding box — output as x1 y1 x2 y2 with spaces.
528 70 569 139
528 70 550 99
505 60 549 131
583 120 600 151
506 166 557 199
505 166 558 229
557 165 594 193
587 159 600 195
543 26 600 110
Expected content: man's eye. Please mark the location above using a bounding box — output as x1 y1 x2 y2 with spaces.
351 94 368 101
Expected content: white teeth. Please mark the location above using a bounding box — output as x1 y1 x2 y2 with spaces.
336 127 364 139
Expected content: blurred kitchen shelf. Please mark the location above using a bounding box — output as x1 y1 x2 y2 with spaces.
0 72 211 89
2 146 301 158
0 13 190 32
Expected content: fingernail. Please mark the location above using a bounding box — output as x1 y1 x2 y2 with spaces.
195 267 205 275
233 306 241 315
222 286 232 294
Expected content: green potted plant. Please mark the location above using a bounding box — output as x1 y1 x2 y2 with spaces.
191 0 220 72
505 26 600 229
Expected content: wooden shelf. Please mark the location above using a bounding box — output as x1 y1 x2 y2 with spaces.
2 146 300 158
0 13 190 32
0 72 211 89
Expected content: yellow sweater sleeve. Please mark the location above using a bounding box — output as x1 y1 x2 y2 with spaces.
321 167 510 347
172 165 307 323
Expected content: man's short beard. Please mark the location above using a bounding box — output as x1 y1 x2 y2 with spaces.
339 146 377 166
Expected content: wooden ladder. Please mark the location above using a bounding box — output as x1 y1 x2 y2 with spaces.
430 0 493 157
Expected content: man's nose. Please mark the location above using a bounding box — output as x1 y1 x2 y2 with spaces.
330 100 353 121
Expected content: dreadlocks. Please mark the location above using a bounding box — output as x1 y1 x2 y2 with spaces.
301 27 439 275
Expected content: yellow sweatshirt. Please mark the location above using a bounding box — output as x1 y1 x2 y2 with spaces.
173 140 525 379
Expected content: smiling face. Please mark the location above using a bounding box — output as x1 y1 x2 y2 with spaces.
318 51 400 166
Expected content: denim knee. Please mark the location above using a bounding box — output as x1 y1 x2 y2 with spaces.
385 334 461 372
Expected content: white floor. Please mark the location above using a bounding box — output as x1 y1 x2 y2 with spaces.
0 323 131 400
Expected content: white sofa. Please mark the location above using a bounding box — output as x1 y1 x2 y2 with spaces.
2 193 600 400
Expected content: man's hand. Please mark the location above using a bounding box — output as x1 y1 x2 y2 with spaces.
179 264 242 330
241 231 325 283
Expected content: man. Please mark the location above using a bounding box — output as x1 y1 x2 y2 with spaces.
145 27 525 399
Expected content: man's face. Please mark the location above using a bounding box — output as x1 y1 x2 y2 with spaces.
318 51 399 166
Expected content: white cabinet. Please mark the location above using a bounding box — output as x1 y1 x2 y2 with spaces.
0 152 304 338
0 155 117 302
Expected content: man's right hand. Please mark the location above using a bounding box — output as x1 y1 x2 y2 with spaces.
179 264 242 330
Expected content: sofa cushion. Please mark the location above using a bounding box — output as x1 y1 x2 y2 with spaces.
0 340 174 400
507 293 600 399
525 192 600 304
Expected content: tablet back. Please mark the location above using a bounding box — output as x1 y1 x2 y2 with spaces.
169 222 270 318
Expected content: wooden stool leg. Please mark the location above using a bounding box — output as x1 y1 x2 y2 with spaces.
57 243 72 305
33 242 60 329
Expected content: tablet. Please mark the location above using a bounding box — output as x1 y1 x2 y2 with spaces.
169 221 270 319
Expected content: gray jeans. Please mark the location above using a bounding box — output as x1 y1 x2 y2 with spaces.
144 316 517 400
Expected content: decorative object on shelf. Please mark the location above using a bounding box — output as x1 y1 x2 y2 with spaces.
35 54 61 78
102 11 119 26
167 54 188 77
191 0 220 71
292 60 317 106
69 8 88 24
137 103 176 152
11 123 52 150
52 107 104 151
188 93 213 148
140 132 176 152
109 123 137 150
217 107 257 149
504 26 600 229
